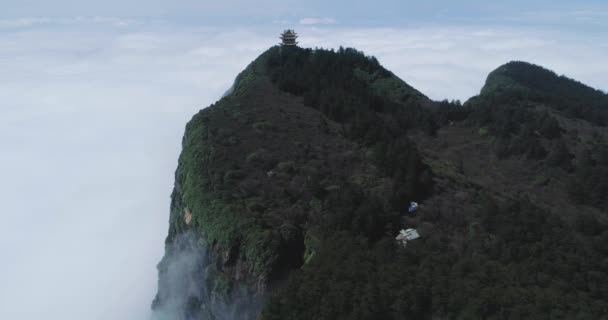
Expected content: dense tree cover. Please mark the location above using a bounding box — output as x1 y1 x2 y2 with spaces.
262 196 608 319
478 61 608 126
433 99 468 126
255 48 608 319
462 101 564 160
157 47 441 319
265 46 435 210
266 46 436 135
461 61 608 209
569 145 608 210
159 46 608 319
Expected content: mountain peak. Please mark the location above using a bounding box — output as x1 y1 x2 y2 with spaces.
153 47 608 320
232 46 429 104
475 60 608 125
480 61 549 95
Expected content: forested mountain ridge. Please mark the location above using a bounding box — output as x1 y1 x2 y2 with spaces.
470 61 608 126
152 46 608 320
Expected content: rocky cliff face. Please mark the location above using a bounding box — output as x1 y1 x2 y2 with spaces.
153 46 608 320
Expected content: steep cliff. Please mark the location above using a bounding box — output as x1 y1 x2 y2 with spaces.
153 47 608 320
152 46 434 319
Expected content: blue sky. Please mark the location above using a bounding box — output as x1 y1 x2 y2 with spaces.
1 2 607 320
2 0 608 28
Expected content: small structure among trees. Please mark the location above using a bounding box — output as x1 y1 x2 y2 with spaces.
408 201 419 213
280 29 298 46
396 228 420 247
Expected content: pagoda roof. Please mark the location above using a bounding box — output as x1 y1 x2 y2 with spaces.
280 29 298 46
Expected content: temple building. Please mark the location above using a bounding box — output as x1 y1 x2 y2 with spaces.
280 29 298 46
396 228 420 247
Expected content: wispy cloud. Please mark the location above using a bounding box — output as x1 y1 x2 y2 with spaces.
524 8 608 22
479 38 551 51
299 17 336 25
491 7 608 28
0 16 139 29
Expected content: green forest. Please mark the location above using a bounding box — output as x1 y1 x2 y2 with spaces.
157 46 608 320
257 47 608 319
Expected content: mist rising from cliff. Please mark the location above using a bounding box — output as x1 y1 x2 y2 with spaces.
151 232 208 320
151 232 257 320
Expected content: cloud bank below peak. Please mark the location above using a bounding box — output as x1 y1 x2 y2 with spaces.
0 19 607 320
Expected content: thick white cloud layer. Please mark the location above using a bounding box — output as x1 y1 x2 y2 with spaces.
0 25 270 320
0 21 606 320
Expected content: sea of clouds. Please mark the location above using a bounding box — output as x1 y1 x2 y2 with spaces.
0 19 606 320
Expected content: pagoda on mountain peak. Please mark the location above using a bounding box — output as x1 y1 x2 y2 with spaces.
280 29 298 46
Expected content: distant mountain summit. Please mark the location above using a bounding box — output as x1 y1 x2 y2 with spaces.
152 46 608 320
473 61 608 125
